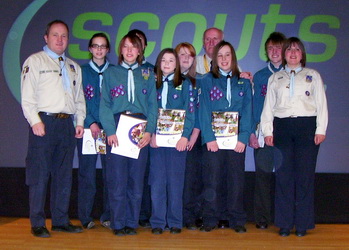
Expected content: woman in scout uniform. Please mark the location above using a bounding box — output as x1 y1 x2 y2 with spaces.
77 33 112 230
149 48 195 235
198 40 252 233
261 37 328 237
99 33 157 236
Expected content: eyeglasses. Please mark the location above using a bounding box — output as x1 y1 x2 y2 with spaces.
91 44 108 50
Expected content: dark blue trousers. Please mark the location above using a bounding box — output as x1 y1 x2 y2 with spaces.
106 113 148 230
26 114 75 227
77 138 110 225
273 117 319 231
201 147 247 227
183 135 203 224
253 145 274 224
149 147 187 229
139 156 151 221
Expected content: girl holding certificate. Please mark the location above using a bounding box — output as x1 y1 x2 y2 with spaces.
99 33 157 236
198 41 252 233
77 33 111 230
149 48 195 234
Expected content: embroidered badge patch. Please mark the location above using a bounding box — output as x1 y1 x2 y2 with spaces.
69 64 76 73
306 75 312 83
210 86 223 101
84 84 94 100
142 68 150 80
110 84 126 98
23 66 29 74
261 84 267 97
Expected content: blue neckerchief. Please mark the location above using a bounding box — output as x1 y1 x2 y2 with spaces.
268 62 283 74
161 73 174 109
43 45 70 92
285 64 302 98
219 69 232 107
121 61 138 103
89 60 110 92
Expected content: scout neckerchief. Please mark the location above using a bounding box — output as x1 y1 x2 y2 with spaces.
43 45 70 92
89 60 109 92
219 69 232 107
267 62 283 74
161 73 174 109
121 61 138 103
285 64 302 98
203 54 211 73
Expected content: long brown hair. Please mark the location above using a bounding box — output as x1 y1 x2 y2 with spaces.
154 48 183 89
211 40 240 78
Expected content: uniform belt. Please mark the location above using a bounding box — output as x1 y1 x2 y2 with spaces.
122 111 143 116
39 112 71 119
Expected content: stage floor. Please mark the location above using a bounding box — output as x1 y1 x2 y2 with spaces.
0 217 348 249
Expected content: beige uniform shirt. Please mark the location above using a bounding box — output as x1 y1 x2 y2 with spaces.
261 67 328 136
196 54 211 74
21 51 86 127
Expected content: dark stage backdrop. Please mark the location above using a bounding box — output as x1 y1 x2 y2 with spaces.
1 0 348 173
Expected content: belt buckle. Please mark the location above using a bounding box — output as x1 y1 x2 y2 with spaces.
56 113 68 119
125 111 132 115
290 115 298 118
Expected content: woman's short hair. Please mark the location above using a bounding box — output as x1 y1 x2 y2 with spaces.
282 37 307 67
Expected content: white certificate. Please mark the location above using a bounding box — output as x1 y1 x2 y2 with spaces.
111 114 147 159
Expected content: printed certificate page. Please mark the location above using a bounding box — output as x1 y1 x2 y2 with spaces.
212 111 239 150
111 114 147 159
156 108 186 148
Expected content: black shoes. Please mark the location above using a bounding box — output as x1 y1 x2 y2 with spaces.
51 223 83 233
151 228 163 235
113 228 126 236
295 230 307 237
256 222 268 229
170 227 182 234
185 223 197 230
200 225 215 232
195 218 203 228
82 221 95 229
139 219 151 228
233 225 247 233
31 226 50 238
279 228 290 237
217 220 229 229
125 226 137 235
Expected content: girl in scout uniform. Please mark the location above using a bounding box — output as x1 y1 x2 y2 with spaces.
77 33 112 230
149 48 195 234
99 34 157 236
261 37 328 237
198 41 252 233
174 42 203 230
